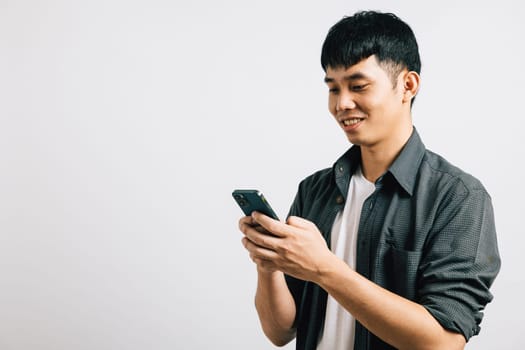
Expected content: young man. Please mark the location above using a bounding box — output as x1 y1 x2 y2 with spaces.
238 11 500 350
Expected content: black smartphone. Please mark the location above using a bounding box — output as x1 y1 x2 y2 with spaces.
232 189 279 220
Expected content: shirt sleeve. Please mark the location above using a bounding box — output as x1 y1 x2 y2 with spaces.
418 184 501 340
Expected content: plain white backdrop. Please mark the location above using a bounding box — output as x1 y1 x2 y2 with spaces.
1 0 523 349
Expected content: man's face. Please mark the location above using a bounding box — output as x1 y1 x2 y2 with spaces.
324 55 410 148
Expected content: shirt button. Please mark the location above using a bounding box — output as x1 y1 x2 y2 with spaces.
336 195 344 204
338 165 344 173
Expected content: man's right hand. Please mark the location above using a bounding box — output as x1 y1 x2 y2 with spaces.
239 215 280 273
238 214 297 346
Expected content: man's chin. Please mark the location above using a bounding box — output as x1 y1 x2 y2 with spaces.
345 134 362 146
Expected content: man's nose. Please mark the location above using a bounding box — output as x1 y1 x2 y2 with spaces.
336 91 357 112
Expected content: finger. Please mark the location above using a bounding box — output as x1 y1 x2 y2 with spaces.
286 215 316 230
239 217 261 237
252 211 290 238
244 225 282 251
242 237 280 262
238 215 256 230
254 225 272 235
241 224 272 242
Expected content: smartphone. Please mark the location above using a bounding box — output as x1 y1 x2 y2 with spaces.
232 189 279 220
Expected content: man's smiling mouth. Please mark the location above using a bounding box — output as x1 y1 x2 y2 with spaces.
342 118 365 126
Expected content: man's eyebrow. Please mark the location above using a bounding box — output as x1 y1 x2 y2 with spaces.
324 72 370 83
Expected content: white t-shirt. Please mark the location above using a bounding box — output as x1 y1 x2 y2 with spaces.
317 166 376 350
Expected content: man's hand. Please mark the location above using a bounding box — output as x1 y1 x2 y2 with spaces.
239 212 334 282
238 212 466 349
237 213 300 346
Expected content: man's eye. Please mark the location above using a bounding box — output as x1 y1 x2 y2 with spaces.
329 88 339 94
351 84 367 91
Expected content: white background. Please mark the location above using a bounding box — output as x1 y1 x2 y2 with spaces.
1 0 523 349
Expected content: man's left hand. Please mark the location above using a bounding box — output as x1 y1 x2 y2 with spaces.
240 212 334 282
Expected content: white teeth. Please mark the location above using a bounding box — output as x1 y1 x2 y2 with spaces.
343 118 362 126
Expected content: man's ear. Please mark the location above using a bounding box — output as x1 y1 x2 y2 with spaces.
402 71 420 103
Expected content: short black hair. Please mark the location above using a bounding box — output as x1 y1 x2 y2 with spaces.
321 11 421 84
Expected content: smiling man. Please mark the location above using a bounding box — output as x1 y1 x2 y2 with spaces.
239 11 500 350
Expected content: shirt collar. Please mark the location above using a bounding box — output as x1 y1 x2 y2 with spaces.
333 127 426 197
386 128 426 196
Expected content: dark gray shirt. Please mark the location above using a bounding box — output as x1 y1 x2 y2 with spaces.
285 128 500 350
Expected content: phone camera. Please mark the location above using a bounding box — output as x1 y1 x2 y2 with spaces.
234 194 249 207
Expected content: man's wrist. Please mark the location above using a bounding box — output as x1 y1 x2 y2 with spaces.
315 252 349 288
257 267 282 278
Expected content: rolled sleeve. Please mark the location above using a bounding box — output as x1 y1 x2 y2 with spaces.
418 186 501 340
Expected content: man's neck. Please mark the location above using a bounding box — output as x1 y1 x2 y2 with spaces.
360 125 413 183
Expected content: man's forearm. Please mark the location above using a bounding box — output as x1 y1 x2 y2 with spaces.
254 269 297 347
316 256 465 350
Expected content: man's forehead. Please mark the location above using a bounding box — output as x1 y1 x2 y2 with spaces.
324 55 403 83
324 57 379 82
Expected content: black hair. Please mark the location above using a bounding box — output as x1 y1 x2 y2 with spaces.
321 11 421 85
